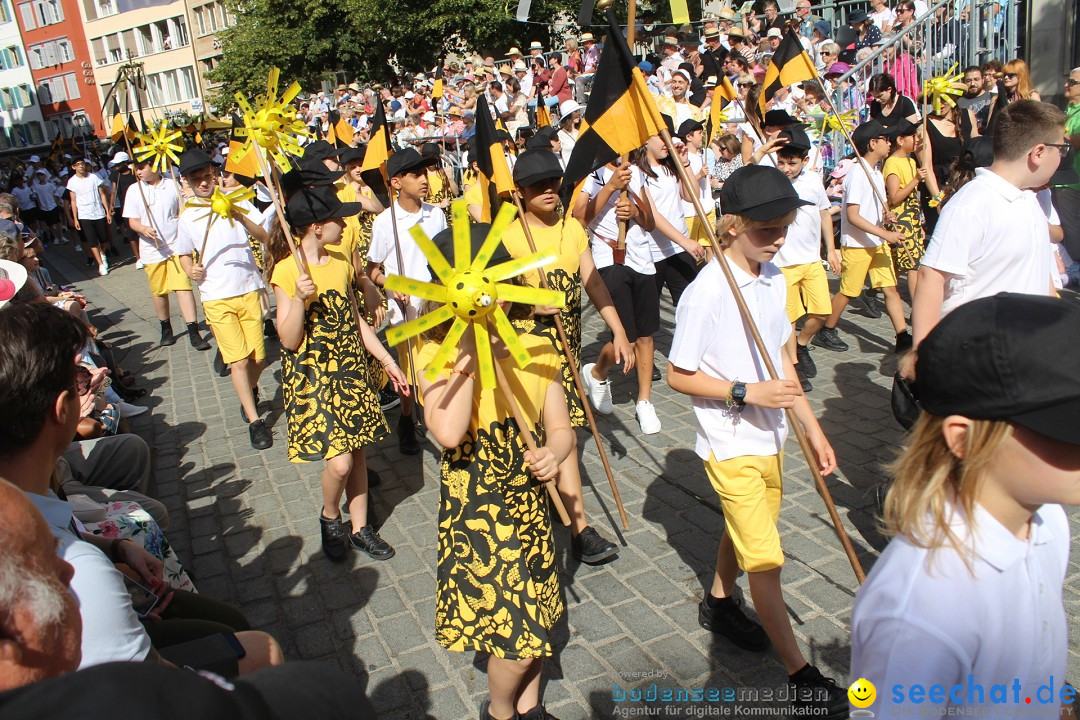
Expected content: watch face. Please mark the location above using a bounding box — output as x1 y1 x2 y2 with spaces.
732 382 746 400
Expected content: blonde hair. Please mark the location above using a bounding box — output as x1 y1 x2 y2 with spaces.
883 413 1013 566
714 210 798 246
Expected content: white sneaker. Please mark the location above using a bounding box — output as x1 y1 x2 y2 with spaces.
75 243 83 252
52 237 60 245
98 263 109 277
580 362 613 414
135 260 144 270
116 401 148 418
636 400 661 435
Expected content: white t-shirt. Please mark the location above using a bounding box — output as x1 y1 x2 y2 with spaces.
66 173 107 221
11 185 36 210
122 179 181 265
870 6 896 29
31 180 59 211
174 200 265 301
584 165 655 275
643 164 688 261
681 151 711 219
775 171 831 267
851 503 1069 712
922 169 1052 317
368 201 448 326
738 122 776 169
668 259 791 462
558 128 577 168
840 161 885 248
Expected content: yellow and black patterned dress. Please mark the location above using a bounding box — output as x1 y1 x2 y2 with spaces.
426 168 454 224
502 217 588 428
882 155 925 272
418 335 564 659
270 248 388 462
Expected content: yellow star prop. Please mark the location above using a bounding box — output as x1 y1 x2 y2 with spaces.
809 109 857 136
184 186 256 227
384 201 565 389
232 67 312 173
923 63 966 116
133 121 184 174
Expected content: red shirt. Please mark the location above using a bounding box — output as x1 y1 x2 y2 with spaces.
547 66 572 103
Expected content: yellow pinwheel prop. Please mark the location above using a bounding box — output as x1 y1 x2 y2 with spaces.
384 201 565 389
232 67 312 173
923 63 966 116
133 121 184 174
185 186 256 227
809 109 858 137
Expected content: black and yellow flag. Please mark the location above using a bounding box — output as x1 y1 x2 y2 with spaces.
759 30 817 115
708 75 738 145
361 101 392 173
225 113 260 178
431 62 444 100
535 102 552 128
472 94 515 223
562 7 666 196
49 130 63 160
326 109 355 148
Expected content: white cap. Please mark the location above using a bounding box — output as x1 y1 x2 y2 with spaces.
423 111 436 122
111 151 130 164
404 91 414 99
27 155 40 163
767 27 783 38
559 99 582 119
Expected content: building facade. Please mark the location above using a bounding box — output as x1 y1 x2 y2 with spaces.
0 0 48 155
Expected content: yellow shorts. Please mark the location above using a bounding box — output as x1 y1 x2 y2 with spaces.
780 261 831 322
203 291 265 364
144 256 191 297
688 211 716 247
704 452 784 572
839 245 897 297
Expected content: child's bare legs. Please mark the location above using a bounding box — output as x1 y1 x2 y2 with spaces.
176 290 199 324
823 292 852 328
321 452 354 520
796 314 826 346
344 448 371 531
152 295 171 322
596 336 654 402
904 269 919 300
232 354 263 423
555 435 587 535
880 285 908 334
486 656 543 719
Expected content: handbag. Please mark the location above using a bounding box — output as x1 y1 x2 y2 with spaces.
890 371 920 430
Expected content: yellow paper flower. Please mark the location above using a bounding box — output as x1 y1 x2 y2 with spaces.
133 121 184 174
184 186 256 226
809 109 857 136
232 67 312 173
923 63 966 116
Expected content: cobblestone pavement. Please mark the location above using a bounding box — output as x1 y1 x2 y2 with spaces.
53 241 1080 719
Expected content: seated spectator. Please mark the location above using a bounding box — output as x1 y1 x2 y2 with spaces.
868 72 920 126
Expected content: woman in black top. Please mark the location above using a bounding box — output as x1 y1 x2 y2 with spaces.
868 73 920 127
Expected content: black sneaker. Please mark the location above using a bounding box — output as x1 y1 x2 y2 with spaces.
242 388 261 423
189 330 211 351
248 419 273 450
894 329 913 355
857 288 882 318
320 514 349 560
350 525 395 560
795 363 813 392
263 318 278 339
379 383 401 411
213 350 229 377
572 526 619 564
159 325 177 347
398 414 419 455
651 366 661 382
698 596 770 651
517 706 560 720
789 664 850 719
795 342 816 378
811 326 849 352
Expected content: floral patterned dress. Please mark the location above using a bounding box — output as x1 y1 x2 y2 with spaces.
81 500 195 592
418 335 563 659
882 155 925 272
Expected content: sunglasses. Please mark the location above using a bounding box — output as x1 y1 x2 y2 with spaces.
1004 73 1018 79
1066 79 1080 88
1046 143 1072 157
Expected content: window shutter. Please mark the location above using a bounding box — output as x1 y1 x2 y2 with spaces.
18 2 35 29
43 41 56 66
65 73 80 99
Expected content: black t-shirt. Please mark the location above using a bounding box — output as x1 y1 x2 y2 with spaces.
869 95 917 127
111 169 137 210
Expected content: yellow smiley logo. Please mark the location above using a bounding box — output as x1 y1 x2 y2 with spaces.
848 678 877 709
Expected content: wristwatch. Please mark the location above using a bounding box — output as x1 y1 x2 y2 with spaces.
731 381 747 409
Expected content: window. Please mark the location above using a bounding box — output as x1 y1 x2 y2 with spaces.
28 39 70 69
31 0 62 25
0 45 21 69
17 1 34 29
95 0 116 17
0 0 11 23
145 67 199 106
57 38 72 63
37 75 76 104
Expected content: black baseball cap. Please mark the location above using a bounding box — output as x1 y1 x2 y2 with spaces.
778 125 812 153
281 155 344 196
849 9 869 23
284 185 362 227
430 223 510 274
720 165 811 220
513 149 564 187
178 148 214 176
420 142 442 159
302 139 345 162
851 119 888 154
886 119 919 139
338 145 366 167
763 109 799 128
386 148 432 177
677 119 704 140
525 133 555 151
917 293 1080 445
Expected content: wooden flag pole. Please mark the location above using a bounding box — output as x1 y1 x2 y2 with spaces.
490 330 572 527
510 191 630 530
657 124 867 584
251 143 308 274
115 67 168 257
386 183 423 404
613 0 637 254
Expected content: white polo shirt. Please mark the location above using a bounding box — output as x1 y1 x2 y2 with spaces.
368 200 447 326
851 503 1069 712
840 160 885 248
774 171 831 267
681 150 712 220
643 165 689 262
922 168 1052 317
122 178 181 265
174 200 266 302
668 258 791 462
584 165 655 275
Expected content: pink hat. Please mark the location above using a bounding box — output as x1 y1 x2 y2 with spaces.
830 158 855 178
825 62 852 77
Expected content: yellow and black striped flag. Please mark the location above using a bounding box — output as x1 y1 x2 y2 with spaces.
472 94 515 223
431 62 444 100
361 101 392 173
535 102 552 128
562 7 666 196
225 113 260 178
326 109 355 148
708 75 737 145
759 30 817 115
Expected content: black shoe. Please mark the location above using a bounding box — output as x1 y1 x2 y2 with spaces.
698 596 770 652
651 366 661 382
319 514 349 560
517 706 560 720
789 664 850 719
213 350 229 377
242 388 261 423
263 318 278 339
114 384 147 402
795 363 813 392
572 526 619 564
894 329 913 355
795 342 816 378
85 256 95 267
189 330 211 351
858 288 882 318
248 419 273 450
159 325 177 347
379 383 401 411
398 414 419 455
811 326 849 352
350 525 395 560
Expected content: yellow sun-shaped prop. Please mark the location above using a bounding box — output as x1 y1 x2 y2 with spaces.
384 201 566 389
810 109 857 137
923 63 965 116
232 68 312 173
133 121 184 174
185 186 256 226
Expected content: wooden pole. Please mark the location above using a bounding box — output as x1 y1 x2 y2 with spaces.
116 67 168 257
613 0 638 253
197 213 215 260
386 183 422 405
251 143 308 274
510 191 630 530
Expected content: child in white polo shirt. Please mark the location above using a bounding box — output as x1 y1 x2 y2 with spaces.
366 148 447 455
852 294 1079 713
813 119 912 356
667 165 846 717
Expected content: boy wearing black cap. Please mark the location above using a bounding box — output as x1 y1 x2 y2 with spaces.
174 149 274 450
814 119 912 354
852 294 1080 713
365 147 447 454
677 119 716 255
668 165 847 717
773 126 838 391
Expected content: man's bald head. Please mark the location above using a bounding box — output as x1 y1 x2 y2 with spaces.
0 479 81 691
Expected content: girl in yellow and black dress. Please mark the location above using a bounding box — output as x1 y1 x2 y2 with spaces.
418 224 574 720
421 142 459 223
883 121 927 298
500 149 633 565
268 186 408 561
